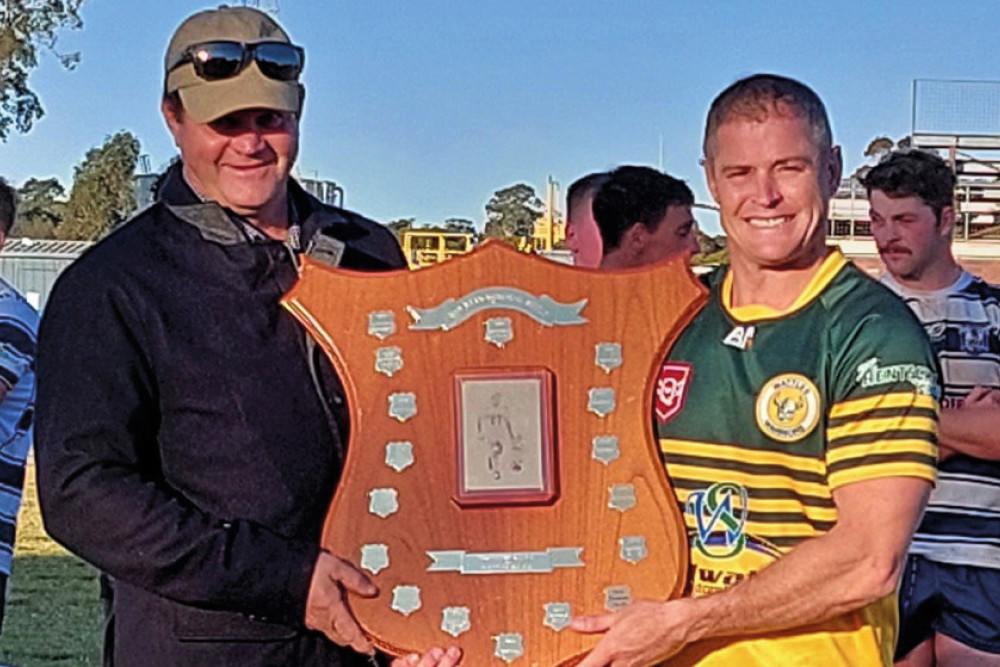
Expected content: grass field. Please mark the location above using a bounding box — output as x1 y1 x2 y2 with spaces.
0 462 102 666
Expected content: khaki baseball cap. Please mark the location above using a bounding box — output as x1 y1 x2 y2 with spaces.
164 6 303 123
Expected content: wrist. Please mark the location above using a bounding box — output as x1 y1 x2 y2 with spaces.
673 594 724 645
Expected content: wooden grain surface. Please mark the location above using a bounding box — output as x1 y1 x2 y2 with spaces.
283 242 707 666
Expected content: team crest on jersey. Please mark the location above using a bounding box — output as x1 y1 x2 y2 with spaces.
654 362 692 423
755 373 820 443
960 324 991 354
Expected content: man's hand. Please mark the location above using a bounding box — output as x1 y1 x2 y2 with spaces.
304 550 378 654
391 647 462 667
571 599 700 667
963 385 1000 408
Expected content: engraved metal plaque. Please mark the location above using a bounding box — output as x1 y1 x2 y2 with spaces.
592 435 621 465
375 346 403 377
426 548 583 574
588 388 616 417
493 633 525 664
408 287 588 331
605 585 632 611
385 441 414 473
388 393 417 422
368 311 396 340
484 317 513 348
360 543 389 575
543 602 571 632
368 488 399 519
619 536 648 564
608 484 637 512
391 585 422 616
441 606 471 638
595 343 623 374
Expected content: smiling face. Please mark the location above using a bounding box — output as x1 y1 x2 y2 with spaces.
163 103 299 224
704 109 841 273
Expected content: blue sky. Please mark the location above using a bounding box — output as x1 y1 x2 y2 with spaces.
2 0 998 234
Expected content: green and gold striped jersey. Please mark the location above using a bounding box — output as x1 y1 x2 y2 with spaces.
657 250 939 667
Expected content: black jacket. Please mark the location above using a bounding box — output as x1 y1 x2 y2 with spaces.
35 164 405 665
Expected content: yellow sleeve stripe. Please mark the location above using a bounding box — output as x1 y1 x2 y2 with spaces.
830 392 938 418
666 463 830 497
659 438 826 474
826 439 938 467
827 415 937 440
674 489 838 522
828 462 937 489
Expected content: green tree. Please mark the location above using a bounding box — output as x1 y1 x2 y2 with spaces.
386 217 416 242
11 176 64 238
443 217 475 235
58 130 140 240
691 229 728 266
0 0 85 141
483 183 542 240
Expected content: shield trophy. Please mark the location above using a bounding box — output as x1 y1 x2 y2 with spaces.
282 241 706 665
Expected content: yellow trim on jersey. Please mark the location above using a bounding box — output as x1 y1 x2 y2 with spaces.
667 463 831 497
826 440 938 467
659 439 827 474
674 489 838 523
829 392 938 418
828 461 937 489
721 249 848 322
826 415 937 440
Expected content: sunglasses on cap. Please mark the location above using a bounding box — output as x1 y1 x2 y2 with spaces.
170 41 304 82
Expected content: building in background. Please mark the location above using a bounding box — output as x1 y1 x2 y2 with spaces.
0 239 93 310
828 79 1000 283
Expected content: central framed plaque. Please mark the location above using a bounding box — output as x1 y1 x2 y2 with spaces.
283 241 706 666
454 368 556 506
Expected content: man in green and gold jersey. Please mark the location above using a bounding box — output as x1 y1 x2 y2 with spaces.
573 74 939 666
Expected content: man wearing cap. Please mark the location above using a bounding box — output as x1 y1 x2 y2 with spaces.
34 7 459 667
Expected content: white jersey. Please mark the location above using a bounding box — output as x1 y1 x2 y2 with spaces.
882 270 1000 568
0 276 38 576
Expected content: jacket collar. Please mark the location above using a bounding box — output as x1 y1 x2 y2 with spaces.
157 162 369 267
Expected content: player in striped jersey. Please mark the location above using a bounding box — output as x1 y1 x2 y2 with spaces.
0 178 39 636
573 75 939 667
866 149 1000 666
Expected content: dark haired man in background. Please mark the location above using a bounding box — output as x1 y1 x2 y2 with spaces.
866 149 1000 667
592 164 700 269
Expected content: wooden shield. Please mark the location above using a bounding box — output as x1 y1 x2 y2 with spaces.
282 241 706 665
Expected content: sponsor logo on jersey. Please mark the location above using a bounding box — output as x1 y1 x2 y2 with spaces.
755 373 820 443
654 362 692 423
685 482 785 595
723 325 756 350
687 482 747 559
855 357 937 396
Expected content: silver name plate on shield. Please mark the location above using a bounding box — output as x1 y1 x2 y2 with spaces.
426 547 583 574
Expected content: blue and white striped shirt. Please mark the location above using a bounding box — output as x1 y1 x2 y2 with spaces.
882 271 1000 569
0 276 38 577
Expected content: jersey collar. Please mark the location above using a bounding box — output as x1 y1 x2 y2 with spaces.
721 248 848 322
